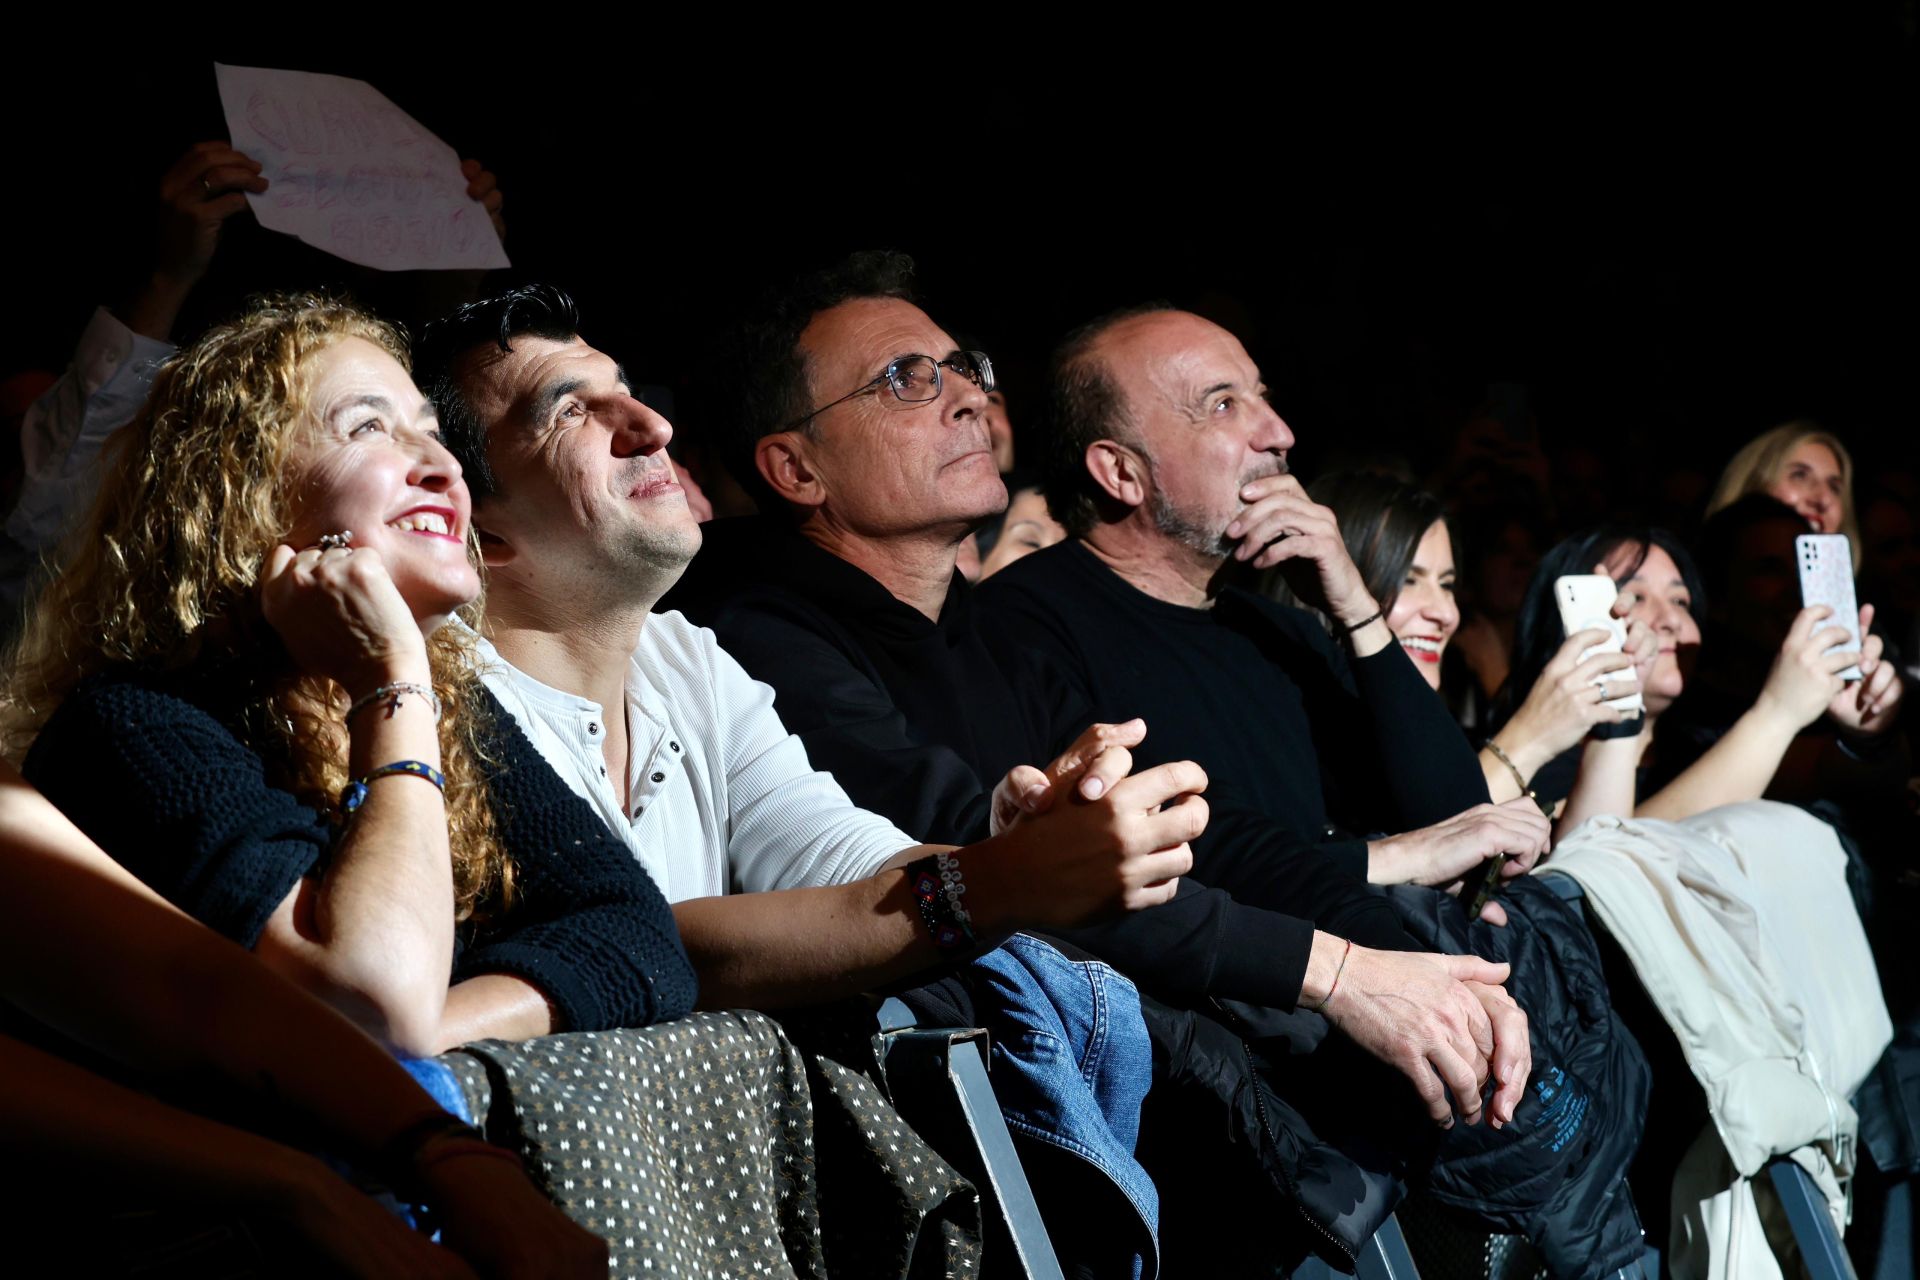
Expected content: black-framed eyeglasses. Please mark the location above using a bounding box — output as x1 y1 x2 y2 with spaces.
785 350 995 430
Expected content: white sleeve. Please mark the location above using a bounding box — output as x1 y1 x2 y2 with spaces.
707 632 917 893
6 307 175 555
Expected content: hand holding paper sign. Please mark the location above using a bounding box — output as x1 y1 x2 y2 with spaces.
460 159 506 244
214 62 510 273
121 141 267 341
156 142 268 290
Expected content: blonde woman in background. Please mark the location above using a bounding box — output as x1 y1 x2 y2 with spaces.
1706 421 1859 565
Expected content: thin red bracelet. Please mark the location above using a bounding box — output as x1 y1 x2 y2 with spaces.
1308 938 1354 1010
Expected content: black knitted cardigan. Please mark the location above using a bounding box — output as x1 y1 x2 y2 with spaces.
22 668 697 1033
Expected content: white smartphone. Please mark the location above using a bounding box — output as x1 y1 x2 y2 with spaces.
1554 574 1644 714
1795 534 1864 682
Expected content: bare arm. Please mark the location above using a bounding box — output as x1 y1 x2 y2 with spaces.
436 975 559 1049
1636 606 1858 822
1554 731 1648 834
0 1033 479 1279
1634 704 1799 821
0 764 606 1277
675 759 1207 1010
1 761 438 1132
1483 623 1653 804
251 648 454 1054
249 542 465 1055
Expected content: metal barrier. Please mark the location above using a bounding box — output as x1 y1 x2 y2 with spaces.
874 996 1065 1279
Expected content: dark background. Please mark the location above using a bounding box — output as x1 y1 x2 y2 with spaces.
4 21 1914 524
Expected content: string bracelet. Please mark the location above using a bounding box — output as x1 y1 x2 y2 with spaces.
347 681 443 724
1304 937 1354 1010
340 760 446 816
1339 607 1386 636
906 855 975 950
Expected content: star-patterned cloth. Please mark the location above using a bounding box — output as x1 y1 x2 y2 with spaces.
443 1011 982 1279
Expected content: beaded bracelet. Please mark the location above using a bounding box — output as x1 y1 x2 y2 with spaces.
340 759 446 816
906 855 975 950
934 851 974 936
347 681 443 724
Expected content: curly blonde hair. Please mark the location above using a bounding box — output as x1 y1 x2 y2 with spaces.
1706 421 1860 570
2 293 511 917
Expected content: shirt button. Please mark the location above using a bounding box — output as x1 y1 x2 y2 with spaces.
651 771 665 783
599 766 607 776
669 741 681 752
587 722 600 736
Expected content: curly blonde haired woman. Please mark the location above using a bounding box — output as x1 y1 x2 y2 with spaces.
4 294 693 1056
1705 421 1859 566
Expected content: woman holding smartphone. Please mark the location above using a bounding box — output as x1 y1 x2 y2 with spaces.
1493 507 1899 829
1300 472 1901 830
1293 472 1654 812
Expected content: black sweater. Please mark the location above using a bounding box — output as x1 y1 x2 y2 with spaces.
22 669 697 1034
978 540 1490 840
669 520 1470 1010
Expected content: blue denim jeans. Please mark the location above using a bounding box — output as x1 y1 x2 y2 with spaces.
970 932 1158 1278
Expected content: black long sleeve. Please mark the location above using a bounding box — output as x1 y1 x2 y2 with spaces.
1258 593 1490 832
699 589 1007 848
24 673 696 1033
670 526 1419 1008
1345 641 1490 824
24 677 329 948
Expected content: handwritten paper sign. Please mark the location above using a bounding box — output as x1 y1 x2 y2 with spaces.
214 63 509 273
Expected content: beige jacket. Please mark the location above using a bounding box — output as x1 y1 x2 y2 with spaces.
1546 801 1891 1279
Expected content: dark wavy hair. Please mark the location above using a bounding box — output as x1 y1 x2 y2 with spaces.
413 283 583 502
1495 524 1707 730
3 293 512 918
1304 470 1449 616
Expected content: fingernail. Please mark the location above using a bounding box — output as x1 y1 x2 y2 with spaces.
1082 777 1106 800
1226 523 1242 538
1020 783 1048 808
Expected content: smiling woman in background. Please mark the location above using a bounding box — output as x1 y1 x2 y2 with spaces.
1299 469 1651 812
1706 421 1859 565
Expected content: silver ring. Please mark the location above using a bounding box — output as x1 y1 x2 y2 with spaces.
316 530 354 551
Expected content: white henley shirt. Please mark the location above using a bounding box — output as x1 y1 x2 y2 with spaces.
473 611 915 903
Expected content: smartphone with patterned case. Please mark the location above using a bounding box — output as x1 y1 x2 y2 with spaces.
1795 534 1863 681
1554 575 1644 714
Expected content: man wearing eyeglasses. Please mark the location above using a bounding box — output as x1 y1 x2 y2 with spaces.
415 283 1204 1277
665 252 1547 1270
